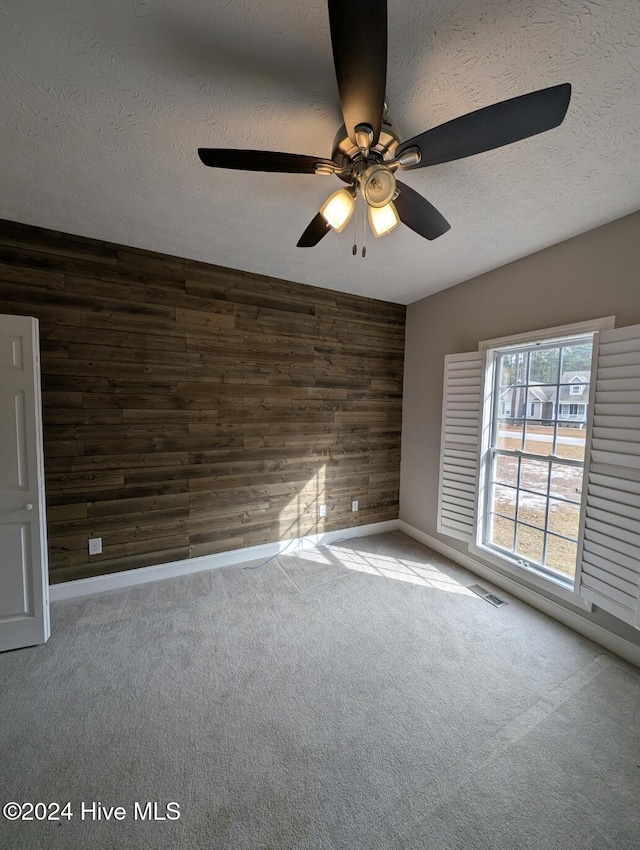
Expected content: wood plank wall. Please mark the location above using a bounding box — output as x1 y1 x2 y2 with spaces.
0 219 405 583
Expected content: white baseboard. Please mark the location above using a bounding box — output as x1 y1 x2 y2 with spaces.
398 520 640 669
49 520 400 602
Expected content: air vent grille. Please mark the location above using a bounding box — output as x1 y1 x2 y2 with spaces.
468 584 508 608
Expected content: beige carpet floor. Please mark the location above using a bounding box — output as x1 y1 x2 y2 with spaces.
1 531 639 849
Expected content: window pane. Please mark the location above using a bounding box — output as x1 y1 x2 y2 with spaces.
527 386 557 423
516 490 547 530
545 534 578 578
499 352 528 387
498 353 515 387
561 343 593 375
557 387 589 418
549 463 583 503
529 348 560 384
524 421 554 456
519 457 549 494
489 514 515 551
515 524 545 564
494 454 519 487
555 423 587 461
547 499 580 538
496 418 523 451
492 484 517 519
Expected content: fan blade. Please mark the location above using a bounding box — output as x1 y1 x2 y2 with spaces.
297 213 331 248
396 83 571 169
198 149 338 174
394 181 450 240
328 0 387 145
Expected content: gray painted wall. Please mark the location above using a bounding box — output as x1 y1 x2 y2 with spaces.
400 210 640 643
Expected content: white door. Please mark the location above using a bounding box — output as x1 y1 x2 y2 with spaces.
0 314 50 651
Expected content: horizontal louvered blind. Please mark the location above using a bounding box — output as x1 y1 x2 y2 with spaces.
437 352 484 542
578 324 640 627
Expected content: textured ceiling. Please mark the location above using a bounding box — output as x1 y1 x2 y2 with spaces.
0 0 639 304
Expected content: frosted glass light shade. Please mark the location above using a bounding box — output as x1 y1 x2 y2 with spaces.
368 202 400 237
320 189 355 232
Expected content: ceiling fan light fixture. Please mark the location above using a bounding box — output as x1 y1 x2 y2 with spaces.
320 188 355 232
368 201 400 237
362 164 397 208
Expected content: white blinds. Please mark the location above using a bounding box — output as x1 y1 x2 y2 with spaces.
577 323 640 627
437 352 484 542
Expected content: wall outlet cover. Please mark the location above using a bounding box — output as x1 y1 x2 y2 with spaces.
319 504 327 518
352 500 359 512
88 537 103 555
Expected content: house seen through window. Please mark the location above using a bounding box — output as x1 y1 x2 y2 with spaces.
484 337 594 585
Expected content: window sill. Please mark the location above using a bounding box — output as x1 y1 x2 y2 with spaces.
469 542 592 611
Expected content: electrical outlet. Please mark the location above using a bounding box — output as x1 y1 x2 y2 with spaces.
351 500 359 512
318 504 327 518
88 537 102 556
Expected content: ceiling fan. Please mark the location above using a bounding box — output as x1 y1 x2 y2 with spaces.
198 1 571 251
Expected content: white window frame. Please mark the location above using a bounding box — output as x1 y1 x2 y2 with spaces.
471 316 615 606
570 383 582 395
439 315 640 625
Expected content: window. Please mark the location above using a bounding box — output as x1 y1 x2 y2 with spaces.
483 337 593 586
438 315 640 625
500 401 512 416
527 402 536 416
559 403 583 418
570 383 582 395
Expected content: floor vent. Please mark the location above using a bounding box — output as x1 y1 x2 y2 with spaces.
468 584 508 608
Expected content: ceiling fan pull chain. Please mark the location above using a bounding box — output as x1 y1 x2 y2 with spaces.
352 193 358 256
361 196 367 258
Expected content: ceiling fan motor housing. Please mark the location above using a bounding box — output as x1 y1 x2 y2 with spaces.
331 121 401 171
330 120 401 207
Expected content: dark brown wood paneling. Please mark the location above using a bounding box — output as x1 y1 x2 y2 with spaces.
0 219 405 583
